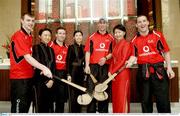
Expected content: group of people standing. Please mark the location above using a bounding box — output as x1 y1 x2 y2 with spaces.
9 13 175 113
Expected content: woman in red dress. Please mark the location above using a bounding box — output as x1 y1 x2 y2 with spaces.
109 24 132 113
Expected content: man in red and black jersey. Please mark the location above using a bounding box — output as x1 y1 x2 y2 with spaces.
49 27 68 113
10 13 52 113
84 18 114 113
126 15 175 113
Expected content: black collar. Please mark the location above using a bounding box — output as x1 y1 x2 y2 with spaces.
74 42 82 47
54 39 65 46
21 27 31 35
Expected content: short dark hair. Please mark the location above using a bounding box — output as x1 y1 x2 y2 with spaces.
56 26 66 33
136 15 148 22
113 24 126 38
38 28 52 36
137 15 148 18
73 30 83 37
21 13 34 20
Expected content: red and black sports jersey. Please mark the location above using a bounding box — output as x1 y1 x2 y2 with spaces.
84 31 114 64
131 30 170 64
10 28 34 79
49 41 68 70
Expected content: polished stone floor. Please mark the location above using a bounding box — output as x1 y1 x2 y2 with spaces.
0 101 179 113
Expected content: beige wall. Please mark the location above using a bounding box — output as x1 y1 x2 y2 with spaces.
0 0 21 58
162 0 180 76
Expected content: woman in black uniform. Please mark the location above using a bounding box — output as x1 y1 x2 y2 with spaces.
66 30 85 113
32 28 55 113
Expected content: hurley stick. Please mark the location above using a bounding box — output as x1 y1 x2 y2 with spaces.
95 64 127 92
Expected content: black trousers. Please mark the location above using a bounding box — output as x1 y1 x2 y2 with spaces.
53 70 68 113
11 78 33 113
33 83 54 113
69 66 85 113
137 66 171 113
87 64 110 113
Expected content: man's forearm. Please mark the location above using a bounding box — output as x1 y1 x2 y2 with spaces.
105 53 112 60
164 52 172 69
128 56 137 64
85 52 90 67
24 54 46 71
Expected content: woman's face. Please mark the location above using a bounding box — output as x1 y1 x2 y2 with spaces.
114 29 125 41
40 30 51 44
74 32 83 44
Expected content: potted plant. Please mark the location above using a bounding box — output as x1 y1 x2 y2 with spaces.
1 35 10 58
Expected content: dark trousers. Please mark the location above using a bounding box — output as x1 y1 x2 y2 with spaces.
33 84 54 113
137 66 171 113
69 88 83 113
87 64 110 113
11 78 33 113
69 66 85 113
53 70 67 113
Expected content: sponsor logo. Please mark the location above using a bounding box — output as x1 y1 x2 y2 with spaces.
62 51 66 54
16 99 20 113
147 39 154 43
139 52 156 56
57 55 62 61
105 39 110 42
56 60 66 63
95 49 108 52
140 45 157 56
143 46 149 53
95 43 108 51
100 43 105 49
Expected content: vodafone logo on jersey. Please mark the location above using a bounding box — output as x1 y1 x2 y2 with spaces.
57 55 62 61
100 43 105 49
96 43 108 52
143 46 149 53
140 45 156 57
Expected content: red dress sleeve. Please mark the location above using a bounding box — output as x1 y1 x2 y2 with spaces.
110 41 132 74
